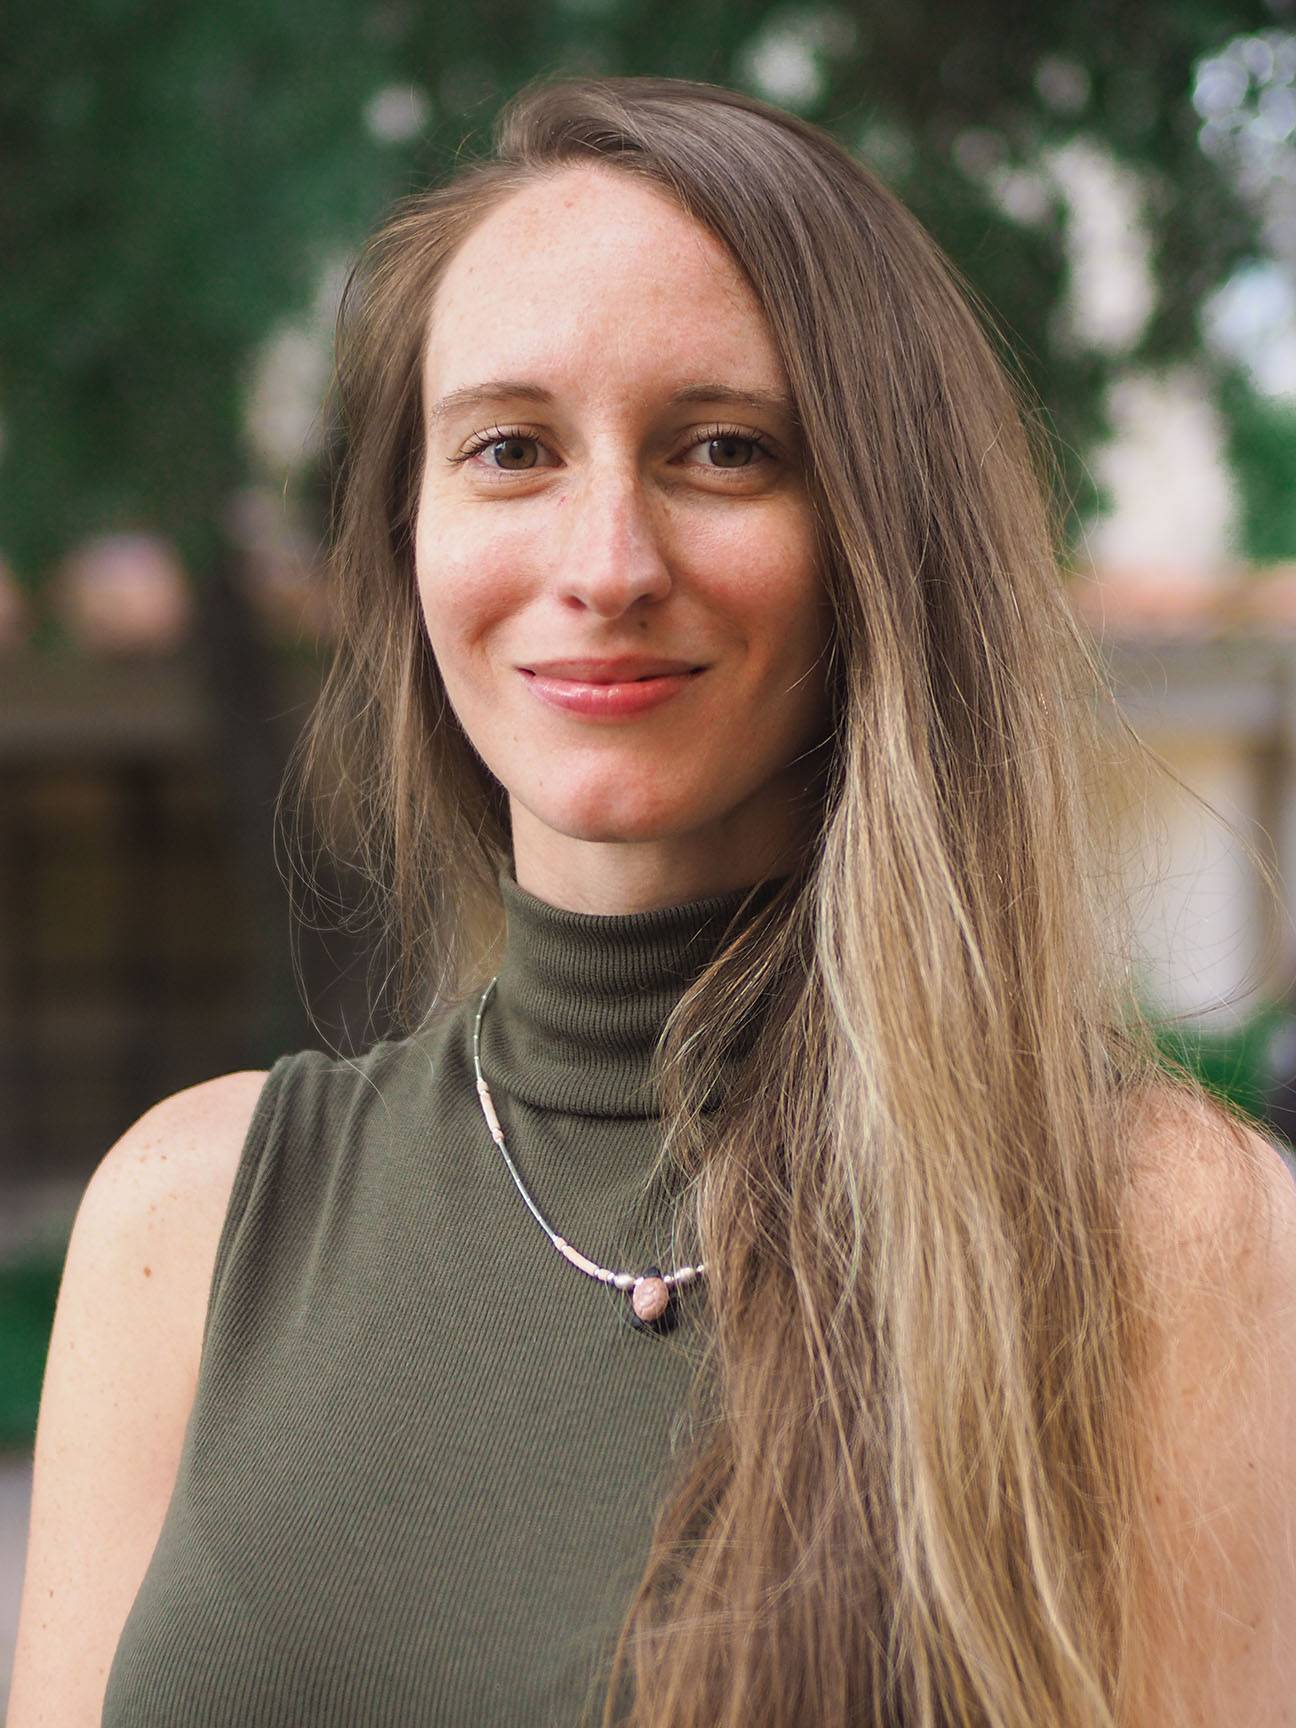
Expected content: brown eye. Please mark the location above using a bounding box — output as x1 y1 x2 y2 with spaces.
707 435 757 468
451 426 553 472
485 436 539 470
681 425 776 473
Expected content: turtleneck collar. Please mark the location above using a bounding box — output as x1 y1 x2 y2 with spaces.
479 863 786 1118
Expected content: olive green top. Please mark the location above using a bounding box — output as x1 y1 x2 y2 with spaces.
102 865 779 1727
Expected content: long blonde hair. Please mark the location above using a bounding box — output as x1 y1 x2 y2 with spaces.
292 73 1281 1728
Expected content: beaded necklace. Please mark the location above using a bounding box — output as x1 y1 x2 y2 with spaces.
472 975 705 1332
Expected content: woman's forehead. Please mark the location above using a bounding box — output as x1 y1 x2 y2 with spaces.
440 164 727 284
422 167 785 411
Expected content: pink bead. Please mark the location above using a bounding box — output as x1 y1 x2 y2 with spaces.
632 1275 670 1323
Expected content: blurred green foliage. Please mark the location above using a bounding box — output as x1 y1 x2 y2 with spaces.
1154 995 1293 1123
3 0 1294 599
1219 368 1296 561
0 1253 60 1451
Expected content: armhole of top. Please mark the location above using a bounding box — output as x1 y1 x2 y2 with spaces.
197 1052 302 1356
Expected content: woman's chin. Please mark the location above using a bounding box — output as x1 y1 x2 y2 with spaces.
517 787 715 849
543 812 696 847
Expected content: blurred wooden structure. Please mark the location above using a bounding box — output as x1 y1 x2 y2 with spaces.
1102 632 1296 1024
1077 563 1296 1029
0 646 371 1195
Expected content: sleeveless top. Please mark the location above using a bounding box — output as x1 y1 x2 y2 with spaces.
101 866 781 1727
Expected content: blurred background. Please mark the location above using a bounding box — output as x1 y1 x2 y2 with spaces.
4 0 1296 1701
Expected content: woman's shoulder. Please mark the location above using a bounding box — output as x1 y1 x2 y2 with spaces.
1118 1082 1296 1721
86 1034 433 1242
114 1021 460 1196
1121 1080 1295 1286
83 1069 273 1263
61 1071 277 1376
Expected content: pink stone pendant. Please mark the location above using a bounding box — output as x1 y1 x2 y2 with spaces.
629 1266 673 1333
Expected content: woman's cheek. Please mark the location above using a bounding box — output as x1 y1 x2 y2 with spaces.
419 528 524 655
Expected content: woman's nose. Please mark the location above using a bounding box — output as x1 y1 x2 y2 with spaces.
553 472 673 616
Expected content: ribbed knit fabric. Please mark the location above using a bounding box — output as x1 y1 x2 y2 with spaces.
101 865 782 1727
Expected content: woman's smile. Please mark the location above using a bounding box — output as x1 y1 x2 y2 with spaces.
519 665 707 719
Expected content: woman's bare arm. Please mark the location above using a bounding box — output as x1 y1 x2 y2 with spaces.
5 1071 267 1728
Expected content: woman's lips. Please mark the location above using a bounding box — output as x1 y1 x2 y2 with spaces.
520 667 705 719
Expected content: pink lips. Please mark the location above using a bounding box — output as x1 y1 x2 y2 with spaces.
519 658 706 719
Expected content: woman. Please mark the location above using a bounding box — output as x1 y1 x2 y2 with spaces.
11 74 1296 1728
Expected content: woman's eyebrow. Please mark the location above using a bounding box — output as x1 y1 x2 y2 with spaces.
427 379 798 427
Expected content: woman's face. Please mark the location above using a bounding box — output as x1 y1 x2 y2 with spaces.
415 163 833 912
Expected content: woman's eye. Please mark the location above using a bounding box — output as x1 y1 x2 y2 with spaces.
458 430 549 471
682 428 775 471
